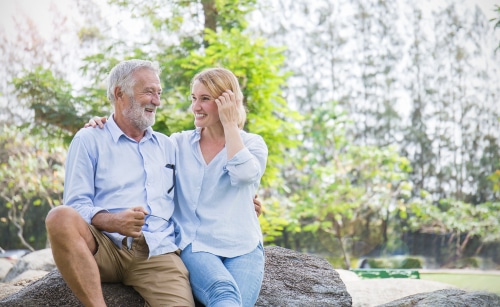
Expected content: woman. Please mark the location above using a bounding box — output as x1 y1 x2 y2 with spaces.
173 67 267 306
88 67 267 306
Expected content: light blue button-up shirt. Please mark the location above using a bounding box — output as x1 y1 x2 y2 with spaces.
171 128 268 258
63 115 177 257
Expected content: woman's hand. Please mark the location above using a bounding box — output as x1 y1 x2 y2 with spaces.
215 90 240 128
254 195 263 217
84 116 107 128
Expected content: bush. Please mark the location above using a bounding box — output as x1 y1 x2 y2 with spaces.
401 257 422 269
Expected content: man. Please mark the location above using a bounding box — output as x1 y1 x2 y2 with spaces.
45 59 195 307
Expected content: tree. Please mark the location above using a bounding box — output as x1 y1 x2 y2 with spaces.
279 101 413 268
407 198 500 266
0 0 112 138
0 126 65 251
12 68 86 143
493 4 500 51
9 0 299 243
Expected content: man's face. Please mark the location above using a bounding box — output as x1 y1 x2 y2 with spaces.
117 69 162 132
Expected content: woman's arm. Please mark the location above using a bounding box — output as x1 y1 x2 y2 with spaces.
84 116 107 128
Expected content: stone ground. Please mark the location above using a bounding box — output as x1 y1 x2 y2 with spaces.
336 269 457 306
1 256 498 307
0 268 462 307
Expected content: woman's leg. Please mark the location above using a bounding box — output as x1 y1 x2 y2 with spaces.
224 243 265 307
181 244 242 307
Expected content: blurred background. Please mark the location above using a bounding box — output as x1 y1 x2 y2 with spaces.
0 0 499 291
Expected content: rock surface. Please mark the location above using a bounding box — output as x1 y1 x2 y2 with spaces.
0 259 12 281
337 271 457 307
256 246 351 306
3 249 55 282
1 247 499 307
0 246 351 306
378 288 500 307
0 269 144 307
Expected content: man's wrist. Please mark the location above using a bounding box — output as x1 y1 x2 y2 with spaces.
91 210 112 231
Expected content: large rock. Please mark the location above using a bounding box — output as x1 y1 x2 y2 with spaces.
0 270 144 307
0 246 351 306
256 246 352 307
3 249 55 282
0 259 13 281
378 288 500 307
2 246 500 306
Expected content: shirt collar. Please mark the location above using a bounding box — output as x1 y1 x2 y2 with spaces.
107 114 155 143
190 127 202 144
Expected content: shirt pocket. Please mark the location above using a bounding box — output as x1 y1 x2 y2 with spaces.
162 163 176 195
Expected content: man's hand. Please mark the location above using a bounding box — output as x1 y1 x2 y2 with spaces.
254 195 263 217
91 206 148 238
84 116 107 128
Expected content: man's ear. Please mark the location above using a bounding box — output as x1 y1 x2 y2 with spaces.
114 86 123 100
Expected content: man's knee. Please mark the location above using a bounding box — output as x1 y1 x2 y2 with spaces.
46 206 80 234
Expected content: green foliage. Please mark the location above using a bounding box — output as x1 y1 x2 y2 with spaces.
175 28 300 185
364 256 422 269
13 0 297 244
271 100 415 267
4 0 500 262
214 0 258 30
489 169 500 194
12 67 110 144
366 258 388 269
258 196 296 244
455 257 479 269
77 1 299 188
407 199 500 262
400 257 423 269
0 126 65 250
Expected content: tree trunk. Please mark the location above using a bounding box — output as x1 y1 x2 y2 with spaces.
201 0 217 47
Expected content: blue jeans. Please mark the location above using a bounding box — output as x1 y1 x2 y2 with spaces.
181 243 264 307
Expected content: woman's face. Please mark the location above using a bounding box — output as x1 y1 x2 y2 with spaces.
191 80 220 128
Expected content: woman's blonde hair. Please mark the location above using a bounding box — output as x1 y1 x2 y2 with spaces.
192 67 247 129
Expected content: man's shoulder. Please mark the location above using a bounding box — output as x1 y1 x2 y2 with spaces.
72 126 108 141
152 130 170 141
152 130 175 146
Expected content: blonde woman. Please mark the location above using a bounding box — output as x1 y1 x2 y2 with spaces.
172 68 267 306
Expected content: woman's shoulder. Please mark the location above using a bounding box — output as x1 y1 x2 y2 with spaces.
170 129 197 142
240 130 266 144
170 130 196 138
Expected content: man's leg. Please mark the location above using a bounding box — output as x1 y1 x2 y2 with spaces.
45 206 106 307
124 235 195 307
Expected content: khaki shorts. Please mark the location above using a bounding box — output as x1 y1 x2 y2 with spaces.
89 225 194 307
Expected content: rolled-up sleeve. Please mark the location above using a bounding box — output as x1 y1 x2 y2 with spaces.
224 135 268 186
63 134 107 223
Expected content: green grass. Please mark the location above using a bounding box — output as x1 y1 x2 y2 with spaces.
420 273 500 295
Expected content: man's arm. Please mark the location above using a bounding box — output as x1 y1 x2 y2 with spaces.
91 207 148 238
65 131 147 238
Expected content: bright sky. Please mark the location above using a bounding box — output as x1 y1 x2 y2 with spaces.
0 0 498 48
0 0 498 37
0 0 73 36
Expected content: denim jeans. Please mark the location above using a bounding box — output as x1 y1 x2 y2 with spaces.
181 243 265 307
